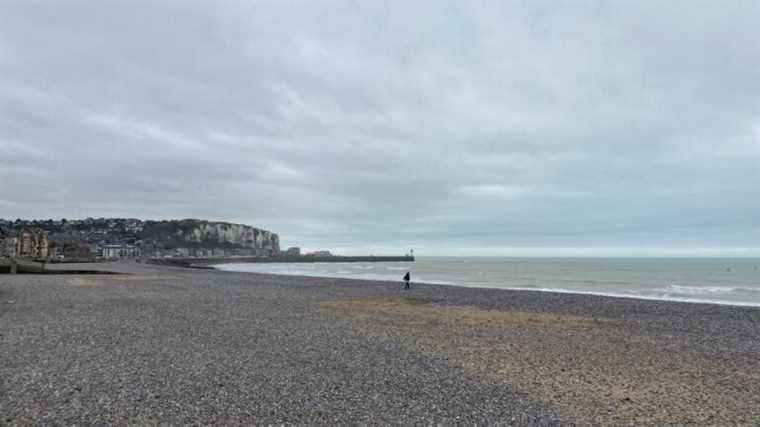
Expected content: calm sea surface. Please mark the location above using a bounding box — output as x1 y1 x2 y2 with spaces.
215 257 760 307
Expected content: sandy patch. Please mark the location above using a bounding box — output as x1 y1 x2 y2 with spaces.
320 296 760 424
66 275 180 288
66 278 99 288
113 275 181 282
320 296 602 329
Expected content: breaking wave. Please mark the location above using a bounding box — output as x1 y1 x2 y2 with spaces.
665 284 760 295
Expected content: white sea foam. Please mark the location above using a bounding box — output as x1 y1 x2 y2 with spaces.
498 286 760 307
663 285 760 296
666 285 738 294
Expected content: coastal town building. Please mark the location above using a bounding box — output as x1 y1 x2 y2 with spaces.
0 228 17 258
285 247 301 256
0 228 49 259
20 229 49 259
2 236 19 258
50 244 64 260
63 243 95 260
306 250 332 257
101 244 140 259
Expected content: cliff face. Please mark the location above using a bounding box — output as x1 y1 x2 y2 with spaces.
189 221 279 251
141 220 280 253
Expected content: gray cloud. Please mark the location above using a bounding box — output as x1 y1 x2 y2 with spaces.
1 0 759 255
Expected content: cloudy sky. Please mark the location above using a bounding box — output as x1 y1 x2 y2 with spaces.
1 1 759 256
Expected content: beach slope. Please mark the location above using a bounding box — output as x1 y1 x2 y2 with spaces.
1 263 758 424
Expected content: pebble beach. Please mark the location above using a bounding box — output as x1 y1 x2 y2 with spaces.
2 262 759 425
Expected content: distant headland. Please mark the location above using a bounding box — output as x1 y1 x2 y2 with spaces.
0 218 279 261
0 218 413 265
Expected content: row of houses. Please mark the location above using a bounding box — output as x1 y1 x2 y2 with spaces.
0 228 49 259
0 228 142 261
49 243 141 260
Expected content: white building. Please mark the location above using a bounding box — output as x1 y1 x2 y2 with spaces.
101 244 140 259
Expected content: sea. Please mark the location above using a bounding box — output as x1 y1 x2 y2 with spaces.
214 257 760 307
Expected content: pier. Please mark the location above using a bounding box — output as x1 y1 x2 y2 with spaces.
147 255 414 269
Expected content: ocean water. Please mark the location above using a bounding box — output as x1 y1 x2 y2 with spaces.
214 257 760 307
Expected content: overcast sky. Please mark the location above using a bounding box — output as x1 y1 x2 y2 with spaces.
1 1 759 256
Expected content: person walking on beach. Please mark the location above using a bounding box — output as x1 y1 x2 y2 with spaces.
403 271 411 290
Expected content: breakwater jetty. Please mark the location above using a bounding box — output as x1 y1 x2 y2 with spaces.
147 255 414 269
